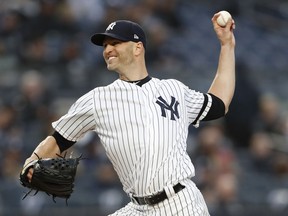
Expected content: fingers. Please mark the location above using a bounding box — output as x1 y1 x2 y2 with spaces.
227 18 236 30
21 160 36 182
27 168 34 182
211 12 221 22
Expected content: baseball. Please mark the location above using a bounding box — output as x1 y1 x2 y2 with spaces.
217 11 232 27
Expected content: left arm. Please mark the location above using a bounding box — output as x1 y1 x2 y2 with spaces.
208 12 236 114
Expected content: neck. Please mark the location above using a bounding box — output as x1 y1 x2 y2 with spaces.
119 72 148 82
118 62 148 82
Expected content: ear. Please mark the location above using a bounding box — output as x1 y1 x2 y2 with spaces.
134 42 144 56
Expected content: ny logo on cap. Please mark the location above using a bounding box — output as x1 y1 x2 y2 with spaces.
106 22 116 31
134 34 139 39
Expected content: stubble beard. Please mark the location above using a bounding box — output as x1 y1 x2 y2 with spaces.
107 52 134 74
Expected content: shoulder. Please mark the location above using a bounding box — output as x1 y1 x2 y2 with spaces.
152 78 185 87
159 78 188 91
166 78 185 85
91 79 121 94
149 78 189 98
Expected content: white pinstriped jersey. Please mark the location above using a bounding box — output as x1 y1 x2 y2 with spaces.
52 77 212 197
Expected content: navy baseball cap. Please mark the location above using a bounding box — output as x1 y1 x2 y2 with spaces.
91 20 146 49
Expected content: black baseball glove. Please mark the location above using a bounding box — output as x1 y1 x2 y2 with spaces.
20 153 81 204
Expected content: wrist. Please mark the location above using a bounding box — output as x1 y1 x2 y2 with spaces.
221 42 235 49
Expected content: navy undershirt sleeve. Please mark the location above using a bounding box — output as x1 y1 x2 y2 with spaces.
202 93 226 121
52 131 76 153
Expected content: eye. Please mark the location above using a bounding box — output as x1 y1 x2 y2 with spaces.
103 40 123 49
111 41 122 46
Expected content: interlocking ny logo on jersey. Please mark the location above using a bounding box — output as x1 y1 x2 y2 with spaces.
156 96 180 121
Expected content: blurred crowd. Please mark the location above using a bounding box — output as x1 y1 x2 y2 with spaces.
0 0 288 215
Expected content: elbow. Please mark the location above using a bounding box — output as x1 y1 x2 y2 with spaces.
224 106 229 115
223 99 232 115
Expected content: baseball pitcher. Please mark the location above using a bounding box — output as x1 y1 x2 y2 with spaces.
20 12 236 216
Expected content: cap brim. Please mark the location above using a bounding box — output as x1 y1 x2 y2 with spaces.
91 33 129 46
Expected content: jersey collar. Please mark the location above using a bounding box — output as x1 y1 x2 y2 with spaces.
127 76 152 87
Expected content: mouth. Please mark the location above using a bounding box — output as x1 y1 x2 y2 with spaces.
107 56 116 64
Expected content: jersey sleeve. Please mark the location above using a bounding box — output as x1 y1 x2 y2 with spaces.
184 86 212 128
52 90 96 142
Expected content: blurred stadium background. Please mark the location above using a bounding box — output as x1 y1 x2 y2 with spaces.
0 0 288 215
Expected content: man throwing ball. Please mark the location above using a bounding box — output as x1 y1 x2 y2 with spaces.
20 12 235 216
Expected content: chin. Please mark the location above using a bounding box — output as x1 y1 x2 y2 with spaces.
107 65 114 71
107 65 117 72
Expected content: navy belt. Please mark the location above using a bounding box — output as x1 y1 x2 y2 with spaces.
131 183 185 205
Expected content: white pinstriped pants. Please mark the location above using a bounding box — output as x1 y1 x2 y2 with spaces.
109 179 210 216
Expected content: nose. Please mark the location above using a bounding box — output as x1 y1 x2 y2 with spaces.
104 44 114 54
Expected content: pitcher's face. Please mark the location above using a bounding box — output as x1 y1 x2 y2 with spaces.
103 37 135 73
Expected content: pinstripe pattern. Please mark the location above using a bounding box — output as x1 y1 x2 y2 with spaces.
52 77 211 215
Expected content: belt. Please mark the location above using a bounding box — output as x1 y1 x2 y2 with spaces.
131 183 185 205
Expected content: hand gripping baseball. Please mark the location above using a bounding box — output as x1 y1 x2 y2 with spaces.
20 152 82 204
